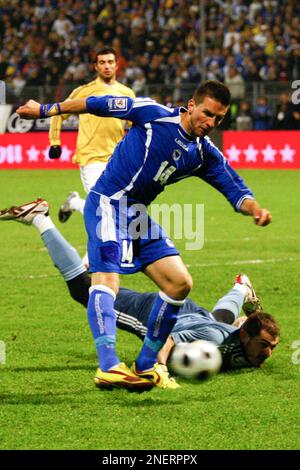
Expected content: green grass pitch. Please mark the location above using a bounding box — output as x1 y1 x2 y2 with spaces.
0 169 299 450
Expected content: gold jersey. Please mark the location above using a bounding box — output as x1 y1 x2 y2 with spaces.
49 78 135 166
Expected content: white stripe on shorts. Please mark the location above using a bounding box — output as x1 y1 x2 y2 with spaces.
99 195 117 242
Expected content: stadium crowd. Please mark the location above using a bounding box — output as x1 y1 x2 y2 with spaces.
0 0 300 128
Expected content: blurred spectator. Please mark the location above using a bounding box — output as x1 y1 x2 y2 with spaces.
125 59 143 85
272 92 297 130
207 61 223 82
253 96 272 130
0 0 299 107
223 54 238 81
225 66 246 101
244 60 261 81
292 102 300 130
236 100 253 130
64 55 88 83
132 70 146 94
0 53 9 80
223 24 240 49
289 47 300 80
11 71 26 97
277 57 291 82
52 11 74 39
187 56 202 83
259 58 278 81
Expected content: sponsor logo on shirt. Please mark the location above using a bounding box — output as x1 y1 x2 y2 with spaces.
108 98 128 111
175 138 189 151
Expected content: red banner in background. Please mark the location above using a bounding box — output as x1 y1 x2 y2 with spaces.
0 132 77 169
1 130 300 170
223 131 300 169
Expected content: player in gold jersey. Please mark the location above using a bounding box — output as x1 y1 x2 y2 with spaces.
49 48 135 223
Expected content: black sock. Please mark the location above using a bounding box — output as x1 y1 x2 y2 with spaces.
212 309 235 324
66 272 91 307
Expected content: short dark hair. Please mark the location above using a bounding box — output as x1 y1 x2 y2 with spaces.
242 312 280 339
193 80 231 106
95 47 117 61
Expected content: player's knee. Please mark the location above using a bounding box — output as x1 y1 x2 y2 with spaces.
168 273 193 300
180 274 193 297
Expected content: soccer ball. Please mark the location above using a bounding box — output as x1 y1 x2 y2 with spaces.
170 340 222 380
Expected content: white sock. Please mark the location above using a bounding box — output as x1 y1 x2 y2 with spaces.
32 215 55 235
233 283 248 297
69 196 85 215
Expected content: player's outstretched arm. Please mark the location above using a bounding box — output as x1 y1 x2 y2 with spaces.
16 98 88 120
240 198 272 226
157 336 175 365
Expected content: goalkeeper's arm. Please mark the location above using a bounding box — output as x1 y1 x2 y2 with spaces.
49 89 83 158
49 145 62 159
157 336 175 365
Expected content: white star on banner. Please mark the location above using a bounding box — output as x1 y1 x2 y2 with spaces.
43 146 51 162
60 146 72 162
226 144 240 162
26 145 40 162
243 145 259 162
279 144 295 163
261 144 277 162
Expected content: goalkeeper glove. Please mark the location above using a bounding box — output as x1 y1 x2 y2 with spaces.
49 145 62 159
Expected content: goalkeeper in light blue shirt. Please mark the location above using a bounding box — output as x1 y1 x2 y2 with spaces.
16 81 272 391
0 202 280 376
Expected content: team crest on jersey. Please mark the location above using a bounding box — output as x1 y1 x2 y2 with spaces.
165 238 175 247
172 149 182 161
108 98 128 111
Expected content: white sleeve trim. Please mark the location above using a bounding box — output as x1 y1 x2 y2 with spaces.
236 195 255 211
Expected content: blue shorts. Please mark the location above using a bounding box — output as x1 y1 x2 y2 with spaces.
84 191 179 274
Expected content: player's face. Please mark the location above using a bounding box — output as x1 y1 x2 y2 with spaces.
95 53 117 83
242 329 279 366
186 96 229 137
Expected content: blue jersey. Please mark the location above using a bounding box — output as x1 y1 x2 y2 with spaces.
86 96 254 208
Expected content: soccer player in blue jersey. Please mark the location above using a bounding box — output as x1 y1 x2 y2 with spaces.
17 81 272 391
0 200 280 372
